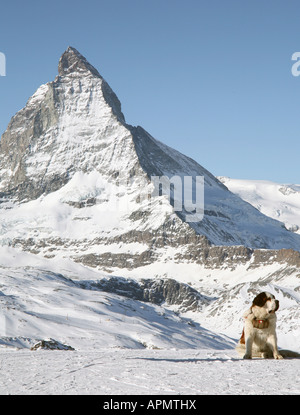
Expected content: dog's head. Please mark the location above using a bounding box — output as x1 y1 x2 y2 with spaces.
251 291 279 316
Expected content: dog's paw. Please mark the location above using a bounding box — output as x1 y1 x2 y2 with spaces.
274 353 283 360
243 354 252 359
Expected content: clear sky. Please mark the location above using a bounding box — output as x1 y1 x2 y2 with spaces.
0 0 300 184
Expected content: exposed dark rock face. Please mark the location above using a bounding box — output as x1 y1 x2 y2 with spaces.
141 278 213 311
8 216 300 273
87 277 213 312
30 338 75 351
0 81 60 202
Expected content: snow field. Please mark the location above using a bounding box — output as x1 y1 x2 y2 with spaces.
0 349 299 395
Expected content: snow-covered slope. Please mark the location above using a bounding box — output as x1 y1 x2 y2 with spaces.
0 246 299 354
0 246 234 351
219 177 300 234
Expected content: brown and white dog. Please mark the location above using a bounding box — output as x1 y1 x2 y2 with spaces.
236 291 283 359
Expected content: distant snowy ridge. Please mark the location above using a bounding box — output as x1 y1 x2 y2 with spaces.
219 177 300 234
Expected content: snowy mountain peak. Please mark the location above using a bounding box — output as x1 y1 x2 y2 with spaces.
57 46 125 123
0 47 128 202
1 46 300 267
58 46 101 78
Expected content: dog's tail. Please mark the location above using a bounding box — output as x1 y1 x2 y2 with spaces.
279 349 300 359
235 343 300 359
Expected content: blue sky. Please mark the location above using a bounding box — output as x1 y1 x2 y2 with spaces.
0 0 300 183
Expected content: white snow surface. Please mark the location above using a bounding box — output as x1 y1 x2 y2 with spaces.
0 348 299 395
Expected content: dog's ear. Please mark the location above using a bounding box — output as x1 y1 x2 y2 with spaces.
275 299 279 311
252 292 267 307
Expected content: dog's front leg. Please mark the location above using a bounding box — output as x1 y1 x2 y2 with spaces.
242 318 254 359
243 334 253 359
243 336 253 359
267 335 283 360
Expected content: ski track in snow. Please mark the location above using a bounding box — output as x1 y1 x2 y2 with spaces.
0 349 299 395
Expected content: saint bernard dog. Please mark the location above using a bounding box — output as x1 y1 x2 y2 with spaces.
236 291 283 359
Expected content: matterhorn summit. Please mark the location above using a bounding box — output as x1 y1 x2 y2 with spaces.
1 47 300 275
0 46 131 201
